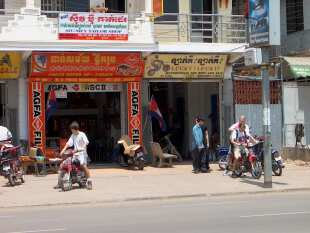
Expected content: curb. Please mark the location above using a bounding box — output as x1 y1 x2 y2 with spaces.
1 187 310 209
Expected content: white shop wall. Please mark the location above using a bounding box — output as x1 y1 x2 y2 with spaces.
283 82 310 147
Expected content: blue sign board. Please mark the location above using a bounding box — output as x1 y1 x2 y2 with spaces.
249 0 270 46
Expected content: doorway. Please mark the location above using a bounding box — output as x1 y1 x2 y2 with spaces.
149 82 220 159
45 91 122 163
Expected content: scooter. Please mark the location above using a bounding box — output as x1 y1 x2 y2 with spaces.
59 149 92 192
0 140 25 186
118 135 145 170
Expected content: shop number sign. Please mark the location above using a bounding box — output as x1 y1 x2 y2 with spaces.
58 12 128 40
128 82 142 145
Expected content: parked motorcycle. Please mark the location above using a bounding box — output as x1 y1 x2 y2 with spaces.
0 140 25 186
117 135 145 170
59 149 92 192
233 143 263 179
254 139 285 176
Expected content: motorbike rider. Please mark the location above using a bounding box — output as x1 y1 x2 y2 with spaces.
54 121 91 189
230 122 257 177
224 115 250 175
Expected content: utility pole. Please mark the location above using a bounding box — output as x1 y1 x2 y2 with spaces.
261 47 272 188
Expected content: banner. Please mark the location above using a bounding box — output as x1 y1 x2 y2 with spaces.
144 54 227 79
29 81 45 153
44 83 122 92
58 12 128 40
153 0 164 18
128 82 142 145
0 52 22 79
31 52 144 78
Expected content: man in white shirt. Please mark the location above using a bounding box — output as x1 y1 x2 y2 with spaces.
0 125 12 141
55 121 91 189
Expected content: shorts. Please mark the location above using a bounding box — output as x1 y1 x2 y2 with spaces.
73 154 87 165
233 146 249 160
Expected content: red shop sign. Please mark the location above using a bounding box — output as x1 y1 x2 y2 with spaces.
30 52 144 78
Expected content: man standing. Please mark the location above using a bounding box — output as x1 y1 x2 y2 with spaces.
191 116 205 174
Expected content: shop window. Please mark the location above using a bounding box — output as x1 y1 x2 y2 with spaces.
41 0 89 17
155 0 179 24
286 0 304 34
232 0 247 16
65 0 90 12
105 0 125 13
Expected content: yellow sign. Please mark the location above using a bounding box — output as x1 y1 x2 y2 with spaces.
144 54 228 79
0 52 21 79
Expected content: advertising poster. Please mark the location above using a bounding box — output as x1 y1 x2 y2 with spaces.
58 12 128 40
249 0 269 46
127 82 142 145
0 52 22 79
29 81 46 153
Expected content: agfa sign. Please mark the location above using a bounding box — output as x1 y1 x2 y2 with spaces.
249 0 280 47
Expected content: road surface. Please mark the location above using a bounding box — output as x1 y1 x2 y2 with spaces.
1 192 310 233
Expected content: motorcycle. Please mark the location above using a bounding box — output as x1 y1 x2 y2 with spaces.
0 140 25 186
59 149 92 192
118 136 145 170
254 139 285 176
232 143 263 179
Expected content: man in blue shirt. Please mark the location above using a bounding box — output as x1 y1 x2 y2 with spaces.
191 116 205 174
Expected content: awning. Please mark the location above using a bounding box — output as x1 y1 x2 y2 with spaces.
283 56 310 78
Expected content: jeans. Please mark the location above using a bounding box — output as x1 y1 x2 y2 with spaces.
192 148 204 171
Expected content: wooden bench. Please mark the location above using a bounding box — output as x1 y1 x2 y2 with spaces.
151 142 177 167
118 135 141 157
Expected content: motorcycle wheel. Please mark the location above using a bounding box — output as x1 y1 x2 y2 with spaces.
8 175 16 186
234 167 243 177
251 161 263 179
20 174 25 183
218 156 227 170
61 173 72 192
272 162 282 176
138 159 144 170
86 180 93 190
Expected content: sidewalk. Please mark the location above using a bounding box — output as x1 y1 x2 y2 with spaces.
0 163 309 208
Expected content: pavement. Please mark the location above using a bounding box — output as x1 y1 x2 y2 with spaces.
0 163 309 208
1 192 310 233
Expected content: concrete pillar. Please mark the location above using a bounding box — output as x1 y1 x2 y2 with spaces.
145 0 152 14
179 0 190 42
18 56 28 141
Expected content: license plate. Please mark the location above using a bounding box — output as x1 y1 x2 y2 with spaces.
137 152 143 157
275 157 282 161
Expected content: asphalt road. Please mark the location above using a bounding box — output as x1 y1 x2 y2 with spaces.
1 192 310 233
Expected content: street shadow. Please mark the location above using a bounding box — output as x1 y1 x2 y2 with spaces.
240 177 288 188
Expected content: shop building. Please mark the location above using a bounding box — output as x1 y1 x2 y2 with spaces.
0 0 248 162
28 52 144 163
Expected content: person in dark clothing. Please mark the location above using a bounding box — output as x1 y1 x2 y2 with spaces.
201 126 210 172
191 116 205 173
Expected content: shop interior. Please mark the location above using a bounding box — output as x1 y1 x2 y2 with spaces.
45 91 122 163
150 82 220 159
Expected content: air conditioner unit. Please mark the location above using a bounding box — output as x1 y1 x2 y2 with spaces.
244 48 262 66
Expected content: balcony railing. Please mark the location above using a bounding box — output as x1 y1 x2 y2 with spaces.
154 13 248 43
0 9 248 44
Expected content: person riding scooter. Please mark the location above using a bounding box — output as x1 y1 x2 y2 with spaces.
54 121 92 189
230 123 258 177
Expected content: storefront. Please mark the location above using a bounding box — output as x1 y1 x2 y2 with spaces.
143 53 228 158
0 52 22 142
28 52 144 163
